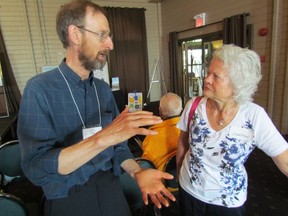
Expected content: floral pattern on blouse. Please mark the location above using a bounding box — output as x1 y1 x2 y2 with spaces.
188 114 256 206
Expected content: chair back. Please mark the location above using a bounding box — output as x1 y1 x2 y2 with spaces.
163 155 178 190
0 192 28 216
0 140 23 188
119 158 156 211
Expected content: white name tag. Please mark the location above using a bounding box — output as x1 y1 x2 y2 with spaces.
230 127 254 140
82 126 102 139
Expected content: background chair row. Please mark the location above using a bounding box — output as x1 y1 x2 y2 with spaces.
0 140 29 216
0 140 23 191
0 191 29 216
0 139 44 216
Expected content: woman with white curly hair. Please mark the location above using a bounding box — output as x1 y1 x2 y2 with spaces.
176 44 288 216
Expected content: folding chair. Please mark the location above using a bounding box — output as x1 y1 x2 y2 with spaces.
0 140 23 191
0 192 28 216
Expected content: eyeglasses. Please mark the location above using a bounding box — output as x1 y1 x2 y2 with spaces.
76 26 113 42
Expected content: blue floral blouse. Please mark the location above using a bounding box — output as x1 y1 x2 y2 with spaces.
177 97 288 207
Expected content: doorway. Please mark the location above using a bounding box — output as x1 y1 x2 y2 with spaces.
181 32 223 103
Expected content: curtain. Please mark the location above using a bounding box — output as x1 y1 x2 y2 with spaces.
169 32 183 99
223 13 247 48
0 27 21 115
105 7 149 104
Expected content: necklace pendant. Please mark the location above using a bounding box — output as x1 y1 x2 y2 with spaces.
219 120 224 126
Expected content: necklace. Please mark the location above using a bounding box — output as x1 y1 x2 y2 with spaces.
218 107 234 127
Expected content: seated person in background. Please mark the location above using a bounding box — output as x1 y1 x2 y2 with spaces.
141 93 183 171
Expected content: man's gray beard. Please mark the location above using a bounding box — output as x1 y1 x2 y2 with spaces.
94 60 105 70
79 53 105 71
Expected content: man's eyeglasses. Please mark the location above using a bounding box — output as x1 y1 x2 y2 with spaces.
76 26 113 42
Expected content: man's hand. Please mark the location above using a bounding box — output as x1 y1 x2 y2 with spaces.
59 106 162 175
134 168 176 208
95 106 163 149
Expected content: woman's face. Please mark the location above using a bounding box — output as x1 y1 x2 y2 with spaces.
203 58 235 102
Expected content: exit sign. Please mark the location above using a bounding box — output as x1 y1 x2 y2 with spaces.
194 13 206 27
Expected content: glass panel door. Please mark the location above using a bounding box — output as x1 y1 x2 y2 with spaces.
181 33 223 104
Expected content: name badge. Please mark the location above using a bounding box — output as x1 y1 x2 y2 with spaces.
230 126 254 140
82 126 102 139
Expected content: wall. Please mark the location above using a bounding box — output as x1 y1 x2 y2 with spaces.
160 0 288 134
0 0 163 101
0 0 287 133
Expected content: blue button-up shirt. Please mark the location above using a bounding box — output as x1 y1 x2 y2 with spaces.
17 60 133 199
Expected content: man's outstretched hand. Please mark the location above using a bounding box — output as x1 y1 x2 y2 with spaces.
134 168 176 208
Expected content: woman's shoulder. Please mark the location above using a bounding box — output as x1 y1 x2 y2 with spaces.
241 101 264 111
240 101 267 118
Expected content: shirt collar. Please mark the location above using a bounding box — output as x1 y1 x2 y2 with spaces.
59 59 94 86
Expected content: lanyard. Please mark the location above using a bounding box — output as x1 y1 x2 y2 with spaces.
58 67 101 128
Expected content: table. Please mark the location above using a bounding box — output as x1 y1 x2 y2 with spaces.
0 113 18 145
